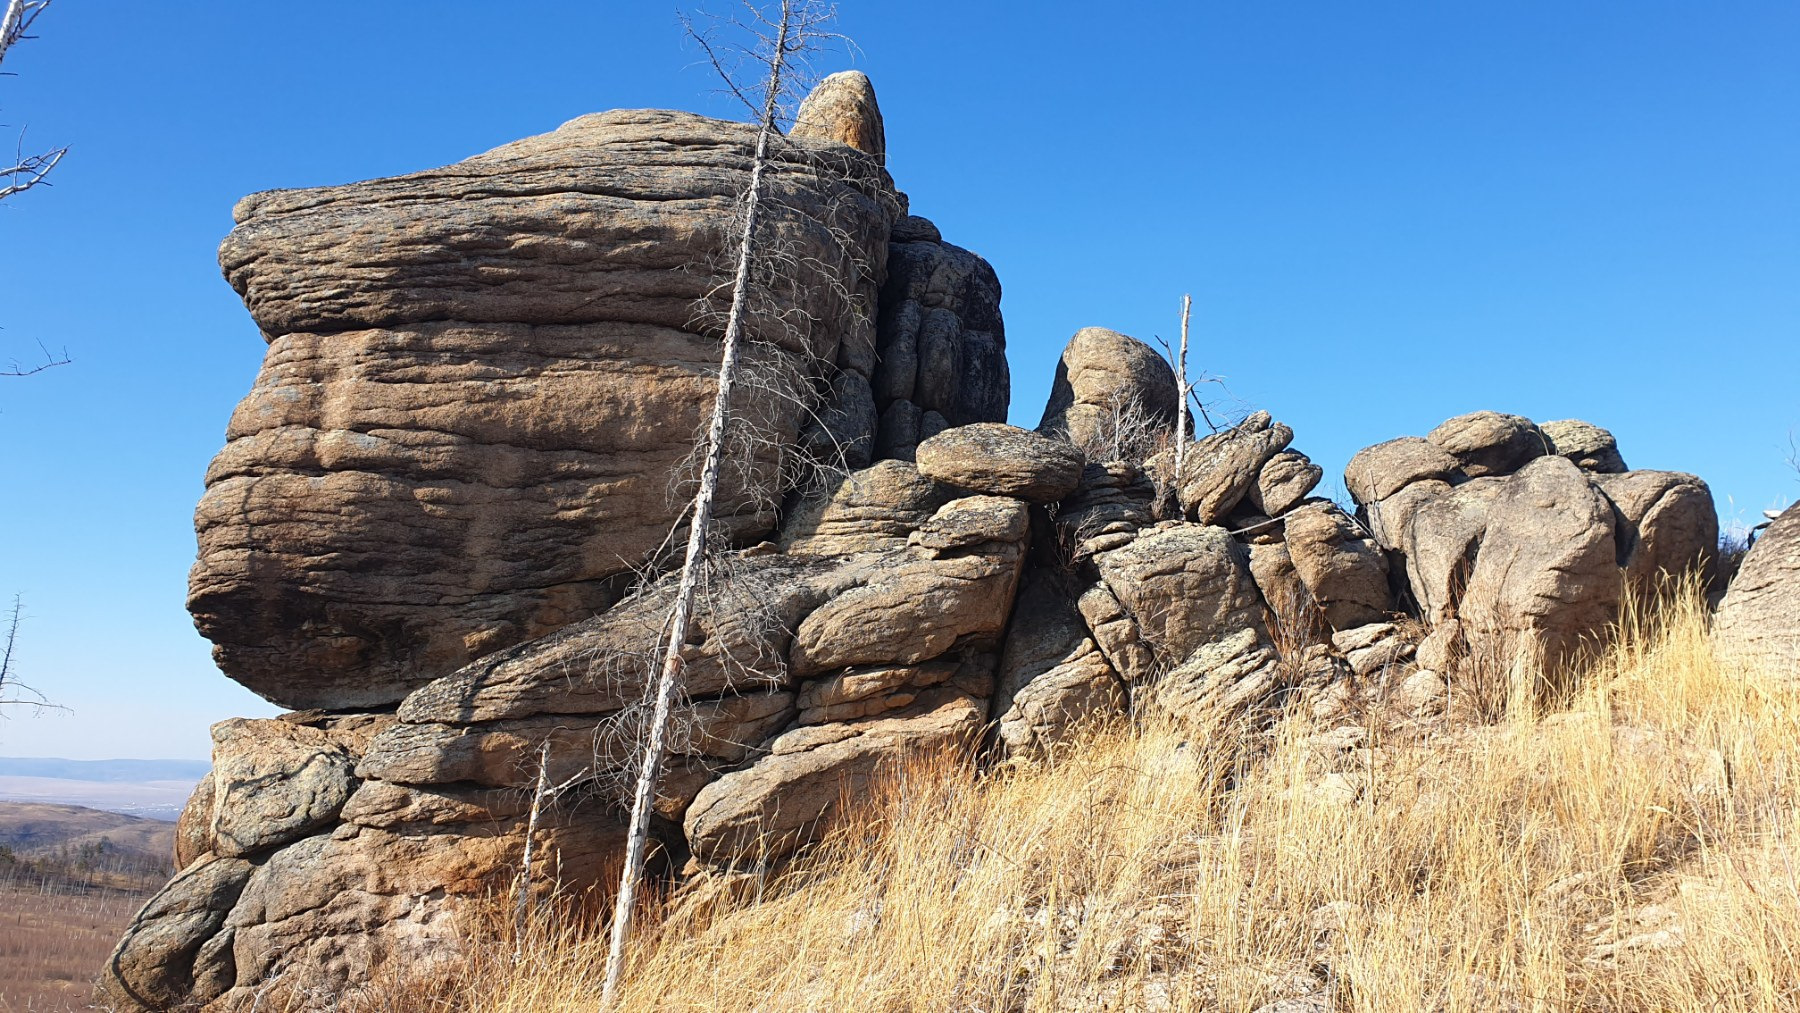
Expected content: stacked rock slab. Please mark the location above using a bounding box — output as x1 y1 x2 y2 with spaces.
112 73 1024 1011
190 106 898 712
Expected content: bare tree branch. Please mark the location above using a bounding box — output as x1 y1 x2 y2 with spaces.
1 336 69 376
1 594 63 724
0 0 62 204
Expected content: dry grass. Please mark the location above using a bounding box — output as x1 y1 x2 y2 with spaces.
0 880 147 1012
307 584 1800 1011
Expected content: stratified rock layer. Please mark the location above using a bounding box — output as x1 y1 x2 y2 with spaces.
192 109 899 710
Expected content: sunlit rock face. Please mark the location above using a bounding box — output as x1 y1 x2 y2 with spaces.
191 108 898 710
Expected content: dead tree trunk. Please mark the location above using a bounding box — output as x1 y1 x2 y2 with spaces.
1173 293 1193 480
599 3 798 1004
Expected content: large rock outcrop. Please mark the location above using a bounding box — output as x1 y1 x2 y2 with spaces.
121 67 1741 1012
192 108 900 711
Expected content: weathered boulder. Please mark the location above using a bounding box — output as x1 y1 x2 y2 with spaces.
790 70 886 160
204 718 359 858
1344 437 1462 506
1036 327 1179 460
1541 419 1627 474
1177 411 1294 524
791 495 1030 675
194 107 899 710
1425 411 1546 478
1249 450 1323 517
1282 500 1391 630
685 689 985 864
1403 457 1621 676
915 423 1084 504
1143 627 1285 720
213 811 626 1006
1593 470 1718 596
1361 478 1453 552
101 855 255 1011
1094 524 1269 669
1331 622 1417 679
1715 502 1800 677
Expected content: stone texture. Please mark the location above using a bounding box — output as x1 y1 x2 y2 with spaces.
1050 462 1156 562
685 689 985 864
1250 450 1323 517
791 70 886 160
1425 411 1547 478
1036 327 1179 460
1177 411 1294 524
1715 501 1800 677
1143 628 1286 720
1541 419 1627 474
398 552 839 724
992 571 1127 755
1403 457 1621 676
872 233 1008 454
780 460 948 557
101 855 255 1011
915 423 1084 504
194 108 899 710
791 497 1029 676
1594 470 1718 597
1345 437 1462 506
1362 478 1453 552
204 718 358 858
1282 500 1391 630
1094 524 1269 669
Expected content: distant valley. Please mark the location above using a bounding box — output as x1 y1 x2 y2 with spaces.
0 758 208 820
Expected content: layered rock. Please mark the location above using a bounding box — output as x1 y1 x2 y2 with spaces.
192 108 900 711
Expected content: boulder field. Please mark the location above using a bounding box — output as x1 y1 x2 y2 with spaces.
103 73 1788 1010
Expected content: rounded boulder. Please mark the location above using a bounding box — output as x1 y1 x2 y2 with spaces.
916 423 1084 504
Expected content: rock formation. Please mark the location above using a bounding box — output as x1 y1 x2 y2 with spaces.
110 71 1740 1011
1715 501 1800 677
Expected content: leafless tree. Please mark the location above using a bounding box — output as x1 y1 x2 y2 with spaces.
0 595 60 734
1173 294 1192 476
600 2 849 1004
0 0 63 202
1 0 69 378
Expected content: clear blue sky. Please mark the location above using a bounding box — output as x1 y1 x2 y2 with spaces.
1 2 1795 760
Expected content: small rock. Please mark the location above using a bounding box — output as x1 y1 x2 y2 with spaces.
1425 410 1546 478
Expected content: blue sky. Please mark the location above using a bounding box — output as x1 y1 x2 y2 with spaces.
0 2 1794 760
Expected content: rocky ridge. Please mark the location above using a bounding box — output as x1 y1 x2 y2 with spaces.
104 73 1785 1011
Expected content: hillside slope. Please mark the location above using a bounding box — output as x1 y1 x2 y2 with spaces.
331 588 1800 1013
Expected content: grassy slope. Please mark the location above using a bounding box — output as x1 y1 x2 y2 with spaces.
287 587 1800 1011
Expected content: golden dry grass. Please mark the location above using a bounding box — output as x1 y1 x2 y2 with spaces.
335 584 1800 1011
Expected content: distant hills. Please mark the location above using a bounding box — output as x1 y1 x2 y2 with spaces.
0 758 208 820
0 801 175 891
